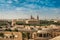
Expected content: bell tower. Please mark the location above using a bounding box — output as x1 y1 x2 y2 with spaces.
30 15 34 19
37 15 39 20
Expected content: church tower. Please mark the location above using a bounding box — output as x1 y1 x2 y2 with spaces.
30 15 34 19
37 15 39 20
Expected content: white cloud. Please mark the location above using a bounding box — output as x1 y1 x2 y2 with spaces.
7 0 13 4
0 2 60 19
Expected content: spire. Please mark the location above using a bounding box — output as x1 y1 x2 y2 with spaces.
31 15 32 19
30 15 34 19
37 15 39 20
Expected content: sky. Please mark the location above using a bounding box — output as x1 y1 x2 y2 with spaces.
0 0 60 19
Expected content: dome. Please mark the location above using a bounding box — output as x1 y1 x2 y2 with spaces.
37 28 52 33
37 30 49 33
42 28 52 31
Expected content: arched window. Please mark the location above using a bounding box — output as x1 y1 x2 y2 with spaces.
37 33 42 37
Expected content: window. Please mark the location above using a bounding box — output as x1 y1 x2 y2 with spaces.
37 34 42 37
44 34 47 37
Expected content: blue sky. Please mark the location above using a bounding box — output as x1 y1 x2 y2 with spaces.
0 0 60 19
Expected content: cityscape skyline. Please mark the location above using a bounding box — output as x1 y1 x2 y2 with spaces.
0 0 60 19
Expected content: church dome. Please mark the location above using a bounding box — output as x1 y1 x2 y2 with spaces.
37 28 52 33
